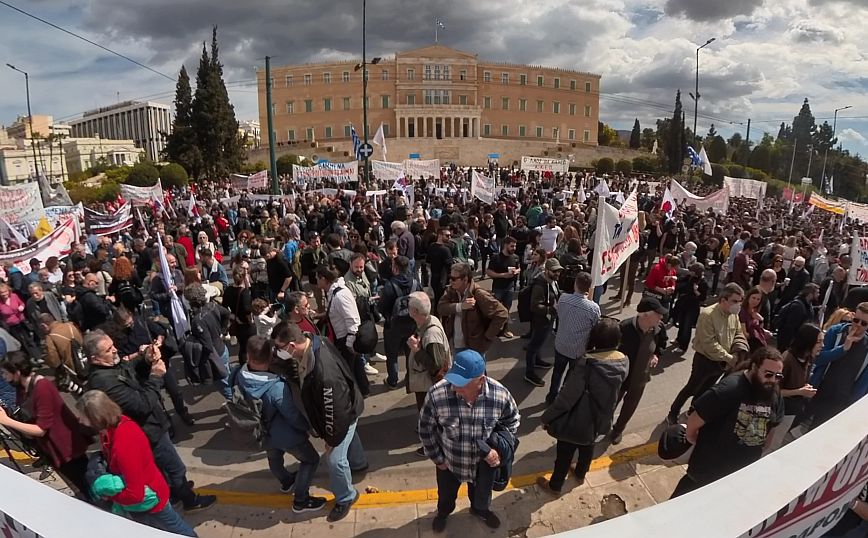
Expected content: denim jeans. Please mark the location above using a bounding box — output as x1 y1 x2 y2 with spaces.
267 439 320 502
546 350 576 402
525 322 552 376
132 503 197 536
151 432 196 506
219 347 232 400
593 285 606 304
435 462 496 515
327 420 367 504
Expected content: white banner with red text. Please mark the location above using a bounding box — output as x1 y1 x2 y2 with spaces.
120 180 164 207
724 176 768 200
0 218 80 273
849 235 868 285
0 182 45 224
590 189 640 287
372 159 440 180
670 178 730 214
471 170 496 205
520 156 569 173
247 170 268 190
292 161 358 184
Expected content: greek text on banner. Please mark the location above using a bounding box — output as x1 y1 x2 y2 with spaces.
0 182 45 224
520 156 569 173
590 190 640 287
471 171 495 205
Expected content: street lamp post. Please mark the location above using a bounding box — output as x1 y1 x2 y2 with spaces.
692 38 715 148
361 0 369 186
820 105 851 194
6 63 40 179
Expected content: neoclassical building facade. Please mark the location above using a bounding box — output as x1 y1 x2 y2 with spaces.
258 44 600 148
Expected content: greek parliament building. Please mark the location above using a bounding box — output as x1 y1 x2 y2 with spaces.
257 44 600 153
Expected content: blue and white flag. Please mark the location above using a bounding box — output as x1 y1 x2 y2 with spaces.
686 146 701 167
351 125 362 160
157 234 189 341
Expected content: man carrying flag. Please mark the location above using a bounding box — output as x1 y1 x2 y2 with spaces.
155 234 189 342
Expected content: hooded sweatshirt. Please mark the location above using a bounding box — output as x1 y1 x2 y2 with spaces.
236 365 309 450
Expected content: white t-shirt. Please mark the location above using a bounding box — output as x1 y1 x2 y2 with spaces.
537 226 563 253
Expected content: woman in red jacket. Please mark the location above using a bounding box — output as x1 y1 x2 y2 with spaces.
77 390 197 537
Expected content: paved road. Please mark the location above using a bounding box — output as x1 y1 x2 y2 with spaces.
172 275 697 498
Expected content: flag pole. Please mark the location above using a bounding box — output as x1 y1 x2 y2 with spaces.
618 257 630 315
435 20 438 43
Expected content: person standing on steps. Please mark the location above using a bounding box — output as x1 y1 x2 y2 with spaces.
418 349 520 533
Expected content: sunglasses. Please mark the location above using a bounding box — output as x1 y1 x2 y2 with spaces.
854 319 868 327
762 370 784 381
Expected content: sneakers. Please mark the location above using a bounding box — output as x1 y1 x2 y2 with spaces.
534 360 554 369
369 353 387 363
536 476 562 496
610 429 624 445
469 507 501 529
183 494 217 511
384 379 400 390
524 373 546 387
327 490 360 522
179 411 196 426
293 496 327 513
415 446 426 457
432 513 448 533
364 363 379 375
279 474 296 494
502 330 514 338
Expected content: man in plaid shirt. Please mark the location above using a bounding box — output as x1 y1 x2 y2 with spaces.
419 349 520 533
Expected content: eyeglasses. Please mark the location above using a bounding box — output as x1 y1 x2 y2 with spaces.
762 370 784 380
854 319 868 327
449 275 463 281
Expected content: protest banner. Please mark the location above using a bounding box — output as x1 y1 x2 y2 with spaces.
590 190 640 287
724 176 768 199
230 173 249 190
808 193 847 215
371 160 404 181
120 180 164 207
845 201 868 223
471 170 495 205
0 182 45 224
849 235 868 285
84 203 133 236
292 161 358 183
670 178 730 213
0 218 79 273
403 158 440 179
247 170 268 190
44 203 84 223
520 156 569 173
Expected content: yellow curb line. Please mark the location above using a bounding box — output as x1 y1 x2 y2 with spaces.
3 450 34 464
195 441 659 510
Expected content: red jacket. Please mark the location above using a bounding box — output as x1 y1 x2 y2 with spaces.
645 257 675 292
178 236 196 268
101 416 169 513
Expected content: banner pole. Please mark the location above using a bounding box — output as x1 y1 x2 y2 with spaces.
618 256 630 315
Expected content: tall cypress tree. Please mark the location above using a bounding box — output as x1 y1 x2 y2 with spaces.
163 66 203 178
191 43 222 178
668 91 684 174
629 119 641 149
209 26 245 176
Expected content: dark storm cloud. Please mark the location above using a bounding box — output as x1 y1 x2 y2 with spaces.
664 0 765 21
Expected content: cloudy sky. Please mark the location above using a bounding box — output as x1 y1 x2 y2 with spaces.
1 0 867 157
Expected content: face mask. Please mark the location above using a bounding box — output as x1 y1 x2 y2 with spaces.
728 304 741 316
276 349 292 361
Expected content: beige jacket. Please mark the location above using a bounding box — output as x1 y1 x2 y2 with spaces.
693 303 748 367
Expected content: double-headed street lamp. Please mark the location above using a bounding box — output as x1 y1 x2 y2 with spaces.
820 105 852 193
356 0 382 186
691 38 715 148
6 63 40 179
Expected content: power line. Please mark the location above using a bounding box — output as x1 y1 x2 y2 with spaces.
0 0 175 81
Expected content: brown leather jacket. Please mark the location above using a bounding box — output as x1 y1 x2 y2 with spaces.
437 281 508 354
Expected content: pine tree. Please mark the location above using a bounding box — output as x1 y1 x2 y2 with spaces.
163 66 202 178
667 91 683 174
629 119 641 149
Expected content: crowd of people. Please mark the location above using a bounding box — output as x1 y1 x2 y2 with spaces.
0 164 865 537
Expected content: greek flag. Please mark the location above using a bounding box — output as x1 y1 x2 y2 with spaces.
686 146 701 167
351 125 362 160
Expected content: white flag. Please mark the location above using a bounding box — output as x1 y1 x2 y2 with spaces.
0 216 26 246
699 146 713 176
576 179 586 203
187 194 197 217
372 123 387 160
157 234 189 341
594 178 611 197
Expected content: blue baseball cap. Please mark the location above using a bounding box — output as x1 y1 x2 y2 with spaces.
445 349 486 387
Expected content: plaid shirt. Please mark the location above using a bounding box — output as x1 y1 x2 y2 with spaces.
418 377 520 483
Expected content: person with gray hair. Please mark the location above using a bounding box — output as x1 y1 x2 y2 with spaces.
25 281 66 328
392 220 415 271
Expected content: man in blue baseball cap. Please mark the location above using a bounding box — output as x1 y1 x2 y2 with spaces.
418 349 520 533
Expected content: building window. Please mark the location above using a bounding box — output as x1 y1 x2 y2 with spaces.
434 65 441 80
304 99 313 113
285 101 294 114
424 91 432 105
460 69 467 81
484 97 491 109
343 97 351 110
285 74 293 87
554 77 560 89
553 101 560 114
407 68 415 80
425 65 432 80
584 105 592 117
519 98 527 111
323 98 332 111
288 129 295 141
536 126 543 138
383 124 390 136
585 81 592 92
324 126 333 139
407 94 416 105
381 69 388 80
304 74 312 85
323 72 331 84
537 75 544 87
306 127 314 140
443 92 450 105
502 97 509 110
459 94 467 105
484 71 491 83
519 125 526 137
381 95 390 108
568 129 575 140
343 71 350 82
501 73 509 84
583 129 590 142
520 74 527 85
570 79 577 91
501 125 508 136
569 104 576 116
444 66 450 80
344 125 352 137
483 124 491 136
536 100 544 113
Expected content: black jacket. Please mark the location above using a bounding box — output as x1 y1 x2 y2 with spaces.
378 272 418 327
776 297 815 351
478 428 519 492
189 302 230 357
300 336 364 447
75 287 112 331
86 357 169 445
619 318 666 392
529 274 558 327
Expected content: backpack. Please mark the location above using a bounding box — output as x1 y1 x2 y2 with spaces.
390 278 421 321
69 338 89 380
116 279 144 309
517 283 535 323
224 369 275 449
